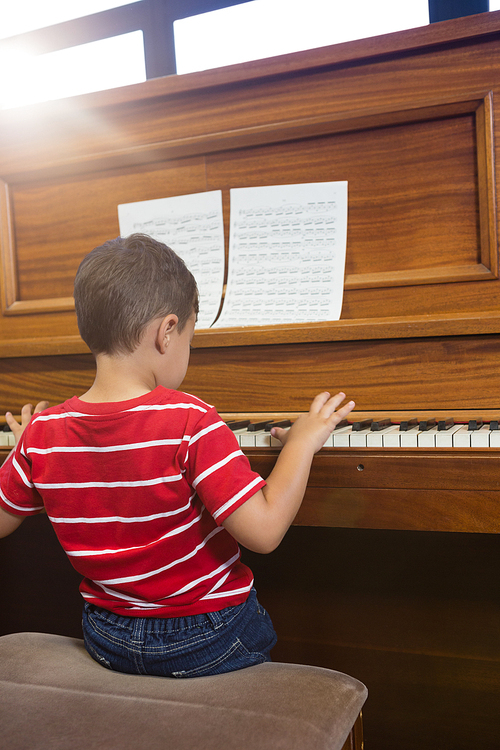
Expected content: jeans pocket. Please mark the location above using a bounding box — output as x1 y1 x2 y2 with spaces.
171 637 265 678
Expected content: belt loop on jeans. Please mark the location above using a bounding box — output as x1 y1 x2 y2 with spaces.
206 611 224 629
132 617 146 643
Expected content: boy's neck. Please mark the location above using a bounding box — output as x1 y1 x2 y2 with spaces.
79 351 157 403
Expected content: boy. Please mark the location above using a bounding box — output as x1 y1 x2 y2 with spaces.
0 233 354 677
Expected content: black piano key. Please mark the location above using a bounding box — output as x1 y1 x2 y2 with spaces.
352 418 373 432
247 420 274 432
418 418 436 431
265 420 292 431
399 418 418 432
438 417 454 431
226 420 251 431
489 420 499 431
334 419 350 430
370 418 392 431
1 424 12 433
467 418 483 431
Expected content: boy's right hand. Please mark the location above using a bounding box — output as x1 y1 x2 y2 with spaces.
270 391 354 454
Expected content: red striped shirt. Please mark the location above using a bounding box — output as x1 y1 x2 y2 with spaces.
0 387 266 616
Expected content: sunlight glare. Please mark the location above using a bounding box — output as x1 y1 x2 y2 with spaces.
0 0 140 40
0 31 146 109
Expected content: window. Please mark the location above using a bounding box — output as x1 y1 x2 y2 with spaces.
174 0 430 75
0 1 140 39
0 1 495 108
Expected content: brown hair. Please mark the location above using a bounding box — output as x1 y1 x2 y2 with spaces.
74 234 199 355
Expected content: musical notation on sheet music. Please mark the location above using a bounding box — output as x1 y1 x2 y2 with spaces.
118 191 225 329
214 182 348 328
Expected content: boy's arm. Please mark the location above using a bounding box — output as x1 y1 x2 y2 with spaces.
222 391 355 554
0 506 24 538
0 400 49 538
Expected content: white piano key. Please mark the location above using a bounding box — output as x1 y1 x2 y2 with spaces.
453 425 471 447
383 428 402 447
0 432 10 447
489 429 500 447
239 432 257 447
471 424 491 448
255 432 272 447
231 429 249 447
400 427 420 448
349 428 371 447
367 425 400 447
332 426 352 447
435 424 462 447
418 427 438 448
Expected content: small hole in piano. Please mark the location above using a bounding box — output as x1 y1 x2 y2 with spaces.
357 464 364 471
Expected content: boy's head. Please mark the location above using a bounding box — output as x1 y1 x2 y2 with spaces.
74 234 199 355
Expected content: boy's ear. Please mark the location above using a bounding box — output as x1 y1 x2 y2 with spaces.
156 314 179 354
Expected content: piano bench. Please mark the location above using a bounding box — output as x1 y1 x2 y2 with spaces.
0 631 366 750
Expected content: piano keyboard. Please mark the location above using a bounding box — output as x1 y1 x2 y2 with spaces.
2 417 499 450
0 428 15 447
226 417 500 449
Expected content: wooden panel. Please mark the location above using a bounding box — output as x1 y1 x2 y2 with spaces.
0 354 96 414
1 158 207 312
1 332 500 416
183 334 500 413
207 97 495 290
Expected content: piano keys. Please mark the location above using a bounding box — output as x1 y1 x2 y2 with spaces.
226 416 500 448
3 415 500 450
0 426 14 447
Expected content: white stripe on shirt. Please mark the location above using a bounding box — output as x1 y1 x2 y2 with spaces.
212 475 263 520
188 420 225 446
92 525 222 583
49 497 195 525
191 450 242 489
202 580 254 600
33 411 90 422
12 455 35 489
127 402 207 414
68 508 206 557
164 552 241 599
34 473 184 490
0 485 43 513
27 438 186 455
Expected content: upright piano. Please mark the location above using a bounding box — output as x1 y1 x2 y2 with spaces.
1 11 500 750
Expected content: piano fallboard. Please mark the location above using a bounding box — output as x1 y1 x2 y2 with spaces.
247 448 500 534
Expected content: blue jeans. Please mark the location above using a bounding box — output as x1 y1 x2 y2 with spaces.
82 589 277 678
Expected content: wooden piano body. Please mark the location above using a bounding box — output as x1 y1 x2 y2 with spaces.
1 11 500 749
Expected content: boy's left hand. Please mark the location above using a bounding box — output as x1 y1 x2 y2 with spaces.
5 401 49 446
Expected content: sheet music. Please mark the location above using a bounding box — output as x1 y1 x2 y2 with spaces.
117 191 225 329
213 181 348 328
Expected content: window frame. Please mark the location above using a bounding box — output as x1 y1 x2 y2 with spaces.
0 1 491 82
0 0 252 79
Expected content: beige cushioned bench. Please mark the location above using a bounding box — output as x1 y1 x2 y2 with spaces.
0 631 367 749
